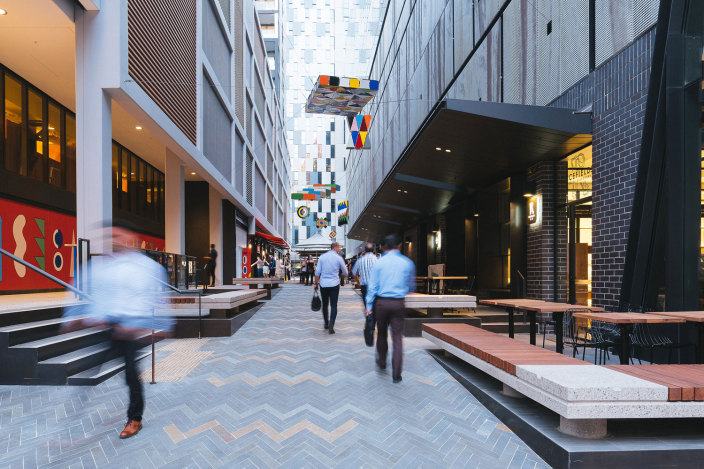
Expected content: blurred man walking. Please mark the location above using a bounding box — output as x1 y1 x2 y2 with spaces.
365 234 415 383
314 242 348 334
353 243 378 310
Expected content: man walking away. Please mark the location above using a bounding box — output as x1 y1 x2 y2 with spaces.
366 234 415 383
306 256 315 286
353 244 378 310
269 256 277 278
314 242 348 334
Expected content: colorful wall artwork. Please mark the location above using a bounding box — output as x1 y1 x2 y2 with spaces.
329 231 337 239
297 206 310 219
347 115 371 149
316 218 328 229
120 229 165 252
305 75 379 116
0 198 77 291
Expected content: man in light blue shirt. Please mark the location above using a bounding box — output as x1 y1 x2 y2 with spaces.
314 242 348 334
365 233 415 383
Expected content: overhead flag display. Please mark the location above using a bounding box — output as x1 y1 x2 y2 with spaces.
291 184 341 200
347 114 371 149
305 75 379 116
316 218 329 229
337 200 349 226
297 206 310 219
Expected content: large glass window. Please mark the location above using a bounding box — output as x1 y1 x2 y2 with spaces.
65 114 76 192
4 75 25 175
27 89 45 182
47 102 62 187
111 141 164 224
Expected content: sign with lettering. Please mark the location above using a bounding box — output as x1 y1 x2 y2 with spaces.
527 195 542 225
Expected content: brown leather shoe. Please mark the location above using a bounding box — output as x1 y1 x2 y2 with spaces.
119 420 143 439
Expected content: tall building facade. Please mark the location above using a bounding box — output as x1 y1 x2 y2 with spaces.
284 0 385 251
0 0 290 292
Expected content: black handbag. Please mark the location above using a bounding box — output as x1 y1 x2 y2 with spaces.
311 291 322 311
363 313 375 347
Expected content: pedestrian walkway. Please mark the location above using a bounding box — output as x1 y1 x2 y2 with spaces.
0 283 548 468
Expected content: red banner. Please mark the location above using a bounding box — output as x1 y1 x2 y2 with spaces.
0 198 77 291
242 248 251 278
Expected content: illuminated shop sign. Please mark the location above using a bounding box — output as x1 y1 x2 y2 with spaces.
527 195 542 225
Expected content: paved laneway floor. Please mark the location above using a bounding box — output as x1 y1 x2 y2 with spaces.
0 283 549 468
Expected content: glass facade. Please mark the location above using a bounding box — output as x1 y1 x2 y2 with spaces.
1 65 76 191
111 141 165 225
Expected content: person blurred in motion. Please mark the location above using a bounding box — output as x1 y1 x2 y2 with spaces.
62 227 174 439
314 242 348 334
205 244 217 287
353 244 378 311
365 234 415 383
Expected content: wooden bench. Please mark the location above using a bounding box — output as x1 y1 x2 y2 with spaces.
405 293 477 317
231 278 282 299
158 290 268 317
423 323 704 438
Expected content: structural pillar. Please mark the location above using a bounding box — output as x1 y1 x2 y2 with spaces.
209 186 223 286
165 149 185 254
75 5 120 254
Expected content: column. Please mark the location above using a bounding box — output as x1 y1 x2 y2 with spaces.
209 186 223 286
75 4 120 254
165 149 185 254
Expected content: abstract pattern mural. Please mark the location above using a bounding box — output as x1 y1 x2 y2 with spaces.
316 218 329 229
305 75 379 116
297 206 311 219
0 198 76 291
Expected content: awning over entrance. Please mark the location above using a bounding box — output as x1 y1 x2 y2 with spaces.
254 220 289 248
349 99 592 240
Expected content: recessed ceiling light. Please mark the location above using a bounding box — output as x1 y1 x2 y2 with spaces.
135 125 143 130
0 9 7 15
397 189 401 192
435 147 442 151
445 149 451 153
403 190 408 194
191 172 196 175
48 126 55 130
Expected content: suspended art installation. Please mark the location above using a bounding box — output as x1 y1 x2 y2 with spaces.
347 114 371 149
316 218 328 229
291 184 341 200
329 231 337 239
337 200 349 226
305 75 379 116
297 206 310 219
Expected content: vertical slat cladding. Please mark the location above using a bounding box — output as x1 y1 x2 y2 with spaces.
128 0 197 144
252 13 266 83
246 154 253 205
217 0 230 30
234 0 244 124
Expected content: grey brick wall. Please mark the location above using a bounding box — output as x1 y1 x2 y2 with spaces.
548 28 656 309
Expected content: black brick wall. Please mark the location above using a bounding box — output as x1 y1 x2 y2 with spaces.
547 29 656 309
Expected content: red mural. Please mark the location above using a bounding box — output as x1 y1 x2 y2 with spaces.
0 198 77 291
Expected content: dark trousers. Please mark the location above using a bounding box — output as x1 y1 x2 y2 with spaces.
360 285 368 309
374 298 405 379
306 272 314 285
112 338 144 421
209 263 216 286
320 285 340 328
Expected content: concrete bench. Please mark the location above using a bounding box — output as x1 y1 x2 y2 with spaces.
423 323 704 439
405 293 477 317
231 278 283 299
158 290 267 317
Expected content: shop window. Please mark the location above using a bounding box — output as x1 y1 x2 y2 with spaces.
564 145 592 202
27 89 45 182
47 102 62 188
130 154 139 214
4 75 25 175
65 114 76 192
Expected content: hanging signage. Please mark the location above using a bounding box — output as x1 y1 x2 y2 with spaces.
242 248 251 278
527 195 542 225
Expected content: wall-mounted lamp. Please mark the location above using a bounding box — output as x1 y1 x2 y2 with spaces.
523 181 537 198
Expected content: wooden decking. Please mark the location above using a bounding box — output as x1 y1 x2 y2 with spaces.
422 323 588 375
605 365 704 401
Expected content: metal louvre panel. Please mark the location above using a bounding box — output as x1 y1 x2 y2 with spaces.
267 189 274 224
502 0 522 104
255 168 266 214
217 0 231 30
234 0 244 124
235 133 244 195
559 0 589 94
254 78 266 122
246 98 253 142
453 0 474 73
127 0 197 144
252 19 267 84
246 154 253 205
534 0 559 106
595 0 635 68
633 0 659 37
203 78 232 181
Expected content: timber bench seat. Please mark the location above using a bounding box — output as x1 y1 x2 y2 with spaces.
159 290 268 317
231 278 283 299
423 323 704 439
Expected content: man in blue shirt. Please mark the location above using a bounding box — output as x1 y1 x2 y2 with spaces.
366 233 415 383
314 242 348 334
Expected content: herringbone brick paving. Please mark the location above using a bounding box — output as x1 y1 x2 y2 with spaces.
0 283 548 468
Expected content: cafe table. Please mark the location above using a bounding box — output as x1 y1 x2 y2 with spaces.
519 303 604 350
645 311 704 363
478 299 547 339
572 312 686 365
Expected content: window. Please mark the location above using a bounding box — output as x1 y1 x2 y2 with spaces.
47 102 62 188
27 89 45 182
4 75 24 175
112 141 165 224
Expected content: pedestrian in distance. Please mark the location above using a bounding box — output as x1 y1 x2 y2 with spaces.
269 255 277 278
204 243 217 287
365 234 415 383
353 243 378 311
306 255 315 286
251 255 264 278
314 242 348 334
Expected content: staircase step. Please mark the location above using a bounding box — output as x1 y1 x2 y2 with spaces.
34 343 114 384
0 305 78 328
0 316 89 347
9 327 111 361
67 350 151 386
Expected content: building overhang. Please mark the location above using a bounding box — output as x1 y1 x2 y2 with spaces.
349 99 593 241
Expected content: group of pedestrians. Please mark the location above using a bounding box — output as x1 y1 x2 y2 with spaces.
312 235 414 383
251 253 279 278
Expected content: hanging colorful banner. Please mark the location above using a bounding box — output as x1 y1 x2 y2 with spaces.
337 200 349 226
329 231 337 239
305 75 379 116
316 218 328 229
346 115 371 149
